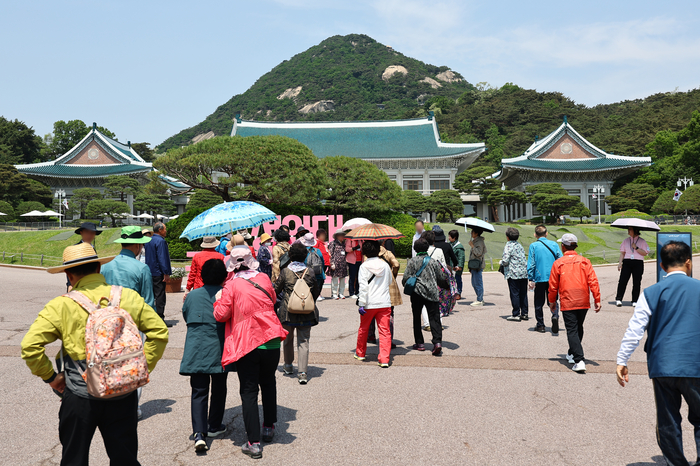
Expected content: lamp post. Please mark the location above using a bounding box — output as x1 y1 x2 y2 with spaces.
54 189 66 229
592 185 605 224
677 177 694 216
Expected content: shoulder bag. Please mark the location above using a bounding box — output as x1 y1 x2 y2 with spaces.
403 256 430 296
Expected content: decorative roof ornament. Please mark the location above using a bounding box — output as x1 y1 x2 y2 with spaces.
563 115 568 124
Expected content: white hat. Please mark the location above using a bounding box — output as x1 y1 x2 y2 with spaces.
559 233 578 246
299 232 316 248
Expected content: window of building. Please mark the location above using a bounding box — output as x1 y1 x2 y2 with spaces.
403 180 423 191
430 180 450 191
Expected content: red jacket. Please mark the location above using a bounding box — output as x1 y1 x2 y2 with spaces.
213 272 287 365
315 240 330 266
548 251 601 311
187 249 225 291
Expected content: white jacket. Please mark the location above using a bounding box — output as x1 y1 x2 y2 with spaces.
357 257 392 309
428 246 447 269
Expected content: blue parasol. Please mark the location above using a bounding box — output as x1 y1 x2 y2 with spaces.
180 201 277 241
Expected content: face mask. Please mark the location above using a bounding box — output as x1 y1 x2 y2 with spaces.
264 241 272 247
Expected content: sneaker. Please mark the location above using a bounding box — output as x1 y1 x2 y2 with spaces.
506 315 521 322
262 425 275 443
572 361 586 373
241 442 263 459
535 325 546 333
432 343 442 356
616 300 622 307
566 354 575 364
367 335 377 344
551 317 559 334
470 301 484 306
412 343 426 351
521 315 529 321
137 407 143 420
632 302 637 307
333 296 340 300
454 294 462 300
283 364 294 375
298 372 307 384
194 432 208 452
208 425 226 437
378 362 389 368
317 296 325 301
353 354 365 361
349 294 358 299
339 295 346 300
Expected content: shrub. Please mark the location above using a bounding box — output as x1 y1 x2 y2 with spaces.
604 209 653 223
165 207 207 259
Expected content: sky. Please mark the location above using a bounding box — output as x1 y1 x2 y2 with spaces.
1 0 699 147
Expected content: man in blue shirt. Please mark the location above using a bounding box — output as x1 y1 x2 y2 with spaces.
144 222 172 323
526 225 562 334
617 241 700 466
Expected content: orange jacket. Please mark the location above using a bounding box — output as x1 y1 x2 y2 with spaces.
548 251 601 311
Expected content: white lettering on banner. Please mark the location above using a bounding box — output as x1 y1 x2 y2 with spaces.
250 215 344 249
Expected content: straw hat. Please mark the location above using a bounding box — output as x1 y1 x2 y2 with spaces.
47 243 115 274
227 234 246 251
259 233 272 244
141 229 153 237
114 226 152 244
201 236 220 249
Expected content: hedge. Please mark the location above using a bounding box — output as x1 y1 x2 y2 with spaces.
604 209 653 223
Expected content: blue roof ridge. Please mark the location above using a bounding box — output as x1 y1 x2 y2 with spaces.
237 116 434 127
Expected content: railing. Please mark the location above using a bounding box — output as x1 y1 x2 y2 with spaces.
0 222 65 231
1 251 63 267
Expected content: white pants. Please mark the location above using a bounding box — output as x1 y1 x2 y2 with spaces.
331 276 346 297
422 306 443 328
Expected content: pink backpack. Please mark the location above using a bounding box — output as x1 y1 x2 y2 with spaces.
65 286 149 398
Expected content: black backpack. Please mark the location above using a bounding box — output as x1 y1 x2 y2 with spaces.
278 244 291 270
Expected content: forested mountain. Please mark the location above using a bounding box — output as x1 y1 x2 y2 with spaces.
157 34 473 151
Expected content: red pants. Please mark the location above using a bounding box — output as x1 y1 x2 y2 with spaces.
356 307 392 364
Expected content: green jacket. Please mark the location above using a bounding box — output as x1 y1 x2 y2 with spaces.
450 241 466 270
180 285 227 375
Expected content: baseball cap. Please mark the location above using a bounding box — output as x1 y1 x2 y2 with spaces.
559 233 578 246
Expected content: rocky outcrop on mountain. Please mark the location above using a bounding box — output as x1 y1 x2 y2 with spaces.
382 65 408 81
278 86 303 100
191 131 215 144
420 77 442 89
299 100 335 114
436 70 462 83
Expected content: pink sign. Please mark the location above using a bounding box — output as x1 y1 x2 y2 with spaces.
250 215 344 249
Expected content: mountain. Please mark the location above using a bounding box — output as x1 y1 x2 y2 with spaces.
157 34 474 151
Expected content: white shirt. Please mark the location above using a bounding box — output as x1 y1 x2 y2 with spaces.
412 231 423 258
616 271 686 366
427 246 447 269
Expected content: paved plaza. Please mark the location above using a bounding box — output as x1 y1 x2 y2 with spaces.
1 261 698 465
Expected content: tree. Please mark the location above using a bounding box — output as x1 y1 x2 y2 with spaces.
0 200 15 220
46 120 116 157
134 193 176 219
651 190 677 214
0 117 45 164
187 189 223 211
568 202 592 222
427 190 463 222
526 183 579 221
16 201 47 221
154 135 325 205
0 164 52 207
675 184 700 215
86 199 130 227
103 175 141 202
130 142 156 163
453 165 500 220
486 190 528 222
321 156 401 213
605 183 658 213
484 124 507 165
69 188 102 218
400 189 428 215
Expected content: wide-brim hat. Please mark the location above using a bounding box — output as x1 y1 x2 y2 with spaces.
259 233 272 244
227 234 246 251
299 232 316 248
47 243 115 274
201 236 220 248
141 229 153 236
333 230 347 238
114 226 152 244
75 222 102 236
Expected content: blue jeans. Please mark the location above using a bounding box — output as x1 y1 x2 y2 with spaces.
348 262 361 296
455 272 463 294
652 377 700 466
471 269 483 302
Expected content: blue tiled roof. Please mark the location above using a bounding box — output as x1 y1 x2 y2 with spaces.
502 157 650 172
17 163 152 178
102 135 139 161
234 119 484 159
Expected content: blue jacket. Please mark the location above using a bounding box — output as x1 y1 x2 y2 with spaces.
144 233 172 277
101 249 155 309
527 237 562 283
215 237 229 256
643 273 700 378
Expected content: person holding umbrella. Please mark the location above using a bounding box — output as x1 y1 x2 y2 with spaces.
468 228 487 306
328 230 348 299
615 227 650 307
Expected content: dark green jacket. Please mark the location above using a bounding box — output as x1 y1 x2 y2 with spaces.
451 241 466 270
180 285 226 375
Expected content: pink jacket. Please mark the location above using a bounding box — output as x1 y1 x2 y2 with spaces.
213 272 287 365
345 240 363 264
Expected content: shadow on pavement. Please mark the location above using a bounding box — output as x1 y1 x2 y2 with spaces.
224 404 298 446
626 456 665 465
140 398 176 421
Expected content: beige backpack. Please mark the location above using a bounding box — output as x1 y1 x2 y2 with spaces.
287 269 314 314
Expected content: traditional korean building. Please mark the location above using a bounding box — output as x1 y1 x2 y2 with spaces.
231 114 486 198
15 123 190 216
492 117 652 221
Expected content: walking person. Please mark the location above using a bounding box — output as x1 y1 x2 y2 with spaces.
346 237 363 299
615 227 649 307
403 238 449 356
420 230 447 330
275 243 320 385
256 233 274 278
502 227 529 322
616 241 700 466
432 225 459 269
21 243 169 466
299 232 326 297
181 259 231 452
328 230 348 299
213 247 287 459
144 222 172 325
355 241 393 367
367 241 402 347
184 236 225 299
449 230 466 300
315 229 331 300
271 228 291 283
468 228 487 306
548 234 601 373
527 225 562 334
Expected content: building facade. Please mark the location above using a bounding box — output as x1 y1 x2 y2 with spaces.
493 118 652 221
